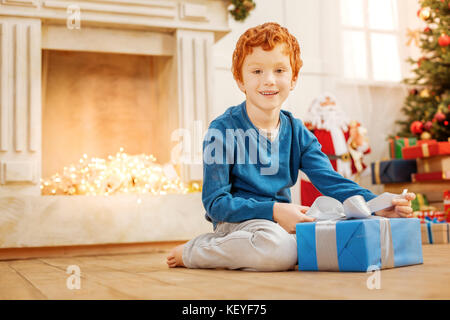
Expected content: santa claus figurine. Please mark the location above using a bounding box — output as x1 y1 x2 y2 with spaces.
300 92 371 207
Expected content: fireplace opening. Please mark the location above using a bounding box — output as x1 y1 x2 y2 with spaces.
41 50 195 195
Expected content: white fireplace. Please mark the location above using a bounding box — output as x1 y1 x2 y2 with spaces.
0 0 230 248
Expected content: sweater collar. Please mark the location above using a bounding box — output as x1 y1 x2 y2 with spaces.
240 100 285 143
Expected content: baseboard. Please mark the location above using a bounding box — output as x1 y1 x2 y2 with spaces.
0 241 187 261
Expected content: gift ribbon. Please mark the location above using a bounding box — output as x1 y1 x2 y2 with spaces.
374 161 381 184
315 220 339 271
389 139 395 159
426 220 433 244
380 217 395 268
421 143 430 157
422 159 430 173
404 138 410 148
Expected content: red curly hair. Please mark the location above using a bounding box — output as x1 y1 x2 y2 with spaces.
232 22 303 83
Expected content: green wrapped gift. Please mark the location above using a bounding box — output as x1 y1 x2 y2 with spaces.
389 137 417 159
411 193 429 211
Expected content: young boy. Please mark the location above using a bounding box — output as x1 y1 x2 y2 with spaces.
166 22 415 271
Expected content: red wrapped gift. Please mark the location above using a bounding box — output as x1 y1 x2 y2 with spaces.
411 171 450 182
402 141 450 159
413 210 447 223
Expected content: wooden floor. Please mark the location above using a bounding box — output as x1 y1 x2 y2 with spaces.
1 244 449 300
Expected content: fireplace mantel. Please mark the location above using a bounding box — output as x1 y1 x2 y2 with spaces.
0 0 230 38
0 0 231 249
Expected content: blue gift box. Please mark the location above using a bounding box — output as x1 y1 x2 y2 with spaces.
371 159 417 184
296 217 423 272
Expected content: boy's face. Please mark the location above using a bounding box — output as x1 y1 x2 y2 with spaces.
237 44 297 113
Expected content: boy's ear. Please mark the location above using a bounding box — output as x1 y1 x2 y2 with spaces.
236 79 246 94
290 76 298 91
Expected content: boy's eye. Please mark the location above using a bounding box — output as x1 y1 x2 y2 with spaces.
276 68 285 73
252 70 262 74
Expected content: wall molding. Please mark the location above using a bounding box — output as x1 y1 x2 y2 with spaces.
0 0 230 34
1 0 36 7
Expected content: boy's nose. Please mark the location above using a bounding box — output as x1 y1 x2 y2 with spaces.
263 72 276 85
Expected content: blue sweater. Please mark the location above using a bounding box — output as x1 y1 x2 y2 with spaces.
202 101 377 228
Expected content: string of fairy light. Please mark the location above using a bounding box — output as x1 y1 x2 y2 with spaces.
40 148 201 196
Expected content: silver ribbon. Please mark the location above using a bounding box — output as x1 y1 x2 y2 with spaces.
315 220 339 271
308 195 397 271
379 217 394 269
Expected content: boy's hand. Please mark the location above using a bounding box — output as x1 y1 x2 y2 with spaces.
374 192 416 218
273 203 315 234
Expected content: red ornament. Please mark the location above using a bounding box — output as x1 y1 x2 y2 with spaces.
424 27 431 33
410 121 424 134
409 89 418 95
424 121 433 131
434 110 446 122
438 34 450 47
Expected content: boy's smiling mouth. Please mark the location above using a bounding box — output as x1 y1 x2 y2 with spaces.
259 90 279 96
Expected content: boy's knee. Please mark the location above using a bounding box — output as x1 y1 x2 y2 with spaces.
251 228 297 271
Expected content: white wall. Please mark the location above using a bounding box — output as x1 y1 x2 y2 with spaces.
212 0 421 202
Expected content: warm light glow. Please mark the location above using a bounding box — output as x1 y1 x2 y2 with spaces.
41 149 201 195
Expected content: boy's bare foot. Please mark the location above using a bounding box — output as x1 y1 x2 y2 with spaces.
166 244 185 268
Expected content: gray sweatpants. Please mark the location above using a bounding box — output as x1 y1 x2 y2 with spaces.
182 219 298 272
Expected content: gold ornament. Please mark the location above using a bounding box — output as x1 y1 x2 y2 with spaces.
419 7 431 20
420 131 432 140
419 88 430 98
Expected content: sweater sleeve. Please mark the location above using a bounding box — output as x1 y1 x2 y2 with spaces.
298 122 377 203
201 122 275 224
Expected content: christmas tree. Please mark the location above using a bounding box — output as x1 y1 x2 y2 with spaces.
396 0 449 141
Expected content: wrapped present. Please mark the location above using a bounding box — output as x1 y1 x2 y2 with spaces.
403 141 450 159
411 171 450 182
389 137 417 159
412 210 445 223
421 218 449 244
296 196 423 272
417 155 450 173
411 193 429 211
371 159 417 184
